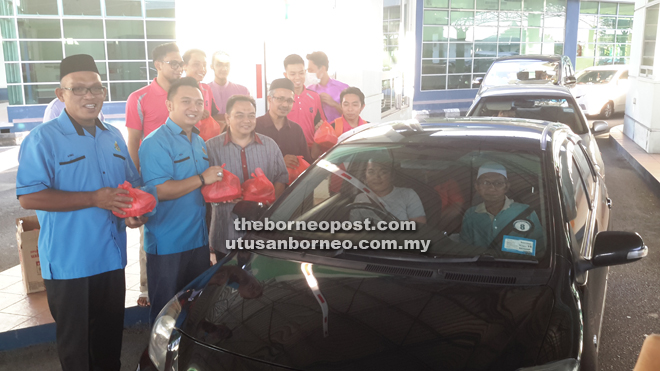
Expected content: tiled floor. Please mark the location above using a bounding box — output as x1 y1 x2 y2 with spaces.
610 127 660 182
0 227 143 333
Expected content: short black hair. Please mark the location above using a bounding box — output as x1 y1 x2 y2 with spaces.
283 54 304 69
152 42 179 62
167 76 200 100
182 49 206 64
340 87 365 106
306 51 329 70
269 78 295 94
211 51 230 65
226 95 256 115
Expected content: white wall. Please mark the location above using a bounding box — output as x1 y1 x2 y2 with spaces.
175 0 390 123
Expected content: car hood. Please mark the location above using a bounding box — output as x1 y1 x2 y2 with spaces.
180 255 557 371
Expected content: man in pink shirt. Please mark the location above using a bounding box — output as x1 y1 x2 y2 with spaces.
306 51 349 123
125 42 182 308
182 49 224 125
283 54 327 148
208 52 249 120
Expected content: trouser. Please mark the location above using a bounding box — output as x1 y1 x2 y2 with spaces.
147 246 209 324
44 269 125 371
139 226 148 298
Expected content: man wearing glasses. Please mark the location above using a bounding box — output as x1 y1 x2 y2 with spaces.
125 42 182 308
16 54 152 371
460 162 543 249
256 78 311 170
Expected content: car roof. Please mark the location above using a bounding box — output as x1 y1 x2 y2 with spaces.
477 85 573 98
341 117 573 151
494 54 563 63
581 65 628 71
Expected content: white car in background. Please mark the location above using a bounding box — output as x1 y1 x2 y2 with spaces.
574 65 629 119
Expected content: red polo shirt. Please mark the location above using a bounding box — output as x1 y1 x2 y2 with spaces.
125 78 170 138
287 87 327 145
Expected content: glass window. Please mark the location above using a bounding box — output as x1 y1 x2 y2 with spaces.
20 41 63 61
579 14 598 28
23 84 58 104
450 26 474 41
451 59 472 72
5 63 21 83
451 11 474 25
543 28 564 41
110 81 147 101
560 154 590 251
499 43 520 55
616 31 632 43
424 26 449 41
450 43 473 58
447 74 472 89
580 2 598 14
0 18 16 39
597 44 613 57
524 13 543 27
599 16 616 28
476 0 498 9
3 41 19 62
641 4 658 67
425 0 449 7
473 58 495 72
105 20 145 39
8 85 23 105
546 0 566 13
422 59 448 74
107 41 146 60
522 42 542 54
17 0 58 15
21 63 59 83
619 3 634 16
524 0 544 11
523 28 543 42
145 20 176 39
600 2 617 15
500 0 522 11
423 43 448 58
499 12 522 26
617 18 632 29
615 43 631 57
0 0 15 16
64 41 106 60
424 10 449 25
62 0 101 16
543 13 566 27
109 61 148 81
474 27 499 41
597 29 615 42
63 20 104 39
145 0 175 18
17 19 61 39
421 75 447 90
499 27 521 41
452 0 474 9
106 0 143 16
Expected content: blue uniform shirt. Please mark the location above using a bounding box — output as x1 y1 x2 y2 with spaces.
16 110 142 280
460 197 545 253
139 118 209 255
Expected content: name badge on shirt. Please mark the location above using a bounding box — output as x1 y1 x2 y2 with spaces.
501 235 536 256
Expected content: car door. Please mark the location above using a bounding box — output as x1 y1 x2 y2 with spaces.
560 139 608 369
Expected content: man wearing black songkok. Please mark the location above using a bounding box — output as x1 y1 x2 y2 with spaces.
15 54 151 371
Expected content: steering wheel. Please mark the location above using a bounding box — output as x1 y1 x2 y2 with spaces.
343 202 400 223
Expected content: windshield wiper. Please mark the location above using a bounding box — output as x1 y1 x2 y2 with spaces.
431 253 539 264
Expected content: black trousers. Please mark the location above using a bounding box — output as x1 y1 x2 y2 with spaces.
44 269 125 371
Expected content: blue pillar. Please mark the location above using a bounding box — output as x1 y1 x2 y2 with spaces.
564 0 580 67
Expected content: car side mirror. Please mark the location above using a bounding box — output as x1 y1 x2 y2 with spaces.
591 231 647 268
233 201 267 222
565 76 577 87
592 120 609 133
472 77 483 86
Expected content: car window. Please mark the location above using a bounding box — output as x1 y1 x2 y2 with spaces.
559 141 592 253
483 60 559 87
267 142 549 266
577 70 617 84
472 96 588 134
573 142 596 192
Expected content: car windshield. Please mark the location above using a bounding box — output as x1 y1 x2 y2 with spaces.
471 96 587 134
267 142 550 268
576 70 617 85
483 60 560 87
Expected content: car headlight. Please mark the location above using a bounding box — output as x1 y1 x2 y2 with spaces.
148 295 182 371
516 358 579 371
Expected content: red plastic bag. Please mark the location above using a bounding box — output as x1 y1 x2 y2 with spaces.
197 116 222 142
287 156 310 185
112 181 157 218
242 168 275 205
313 121 338 148
201 164 242 203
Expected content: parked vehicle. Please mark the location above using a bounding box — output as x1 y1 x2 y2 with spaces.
574 65 629 119
137 119 645 371
473 55 577 99
466 85 607 176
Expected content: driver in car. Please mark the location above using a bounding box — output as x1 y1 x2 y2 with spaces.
460 162 544 250
352 158 426 224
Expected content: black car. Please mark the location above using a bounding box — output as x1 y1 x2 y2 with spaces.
138 119 646 371
473 55 577 98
